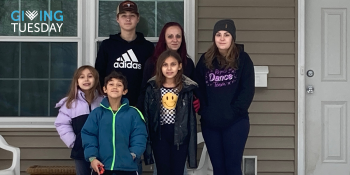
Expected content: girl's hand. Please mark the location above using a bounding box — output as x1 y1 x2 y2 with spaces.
91 159 104 175
193 96 200 113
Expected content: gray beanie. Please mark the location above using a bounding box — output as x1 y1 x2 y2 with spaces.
212 19 236 41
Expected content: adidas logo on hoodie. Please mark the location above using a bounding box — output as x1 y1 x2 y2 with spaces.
114 49 142 69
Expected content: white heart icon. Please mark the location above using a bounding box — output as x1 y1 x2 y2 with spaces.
25 10 38 21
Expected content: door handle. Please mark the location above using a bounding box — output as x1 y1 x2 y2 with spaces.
306 85 314 94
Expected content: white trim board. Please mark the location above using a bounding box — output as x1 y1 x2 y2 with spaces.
298 0 306 175
184 0 196 62
0 117 56 128
84 0 96 66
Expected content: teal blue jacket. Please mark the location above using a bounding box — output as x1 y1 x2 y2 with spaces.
82 97 147 171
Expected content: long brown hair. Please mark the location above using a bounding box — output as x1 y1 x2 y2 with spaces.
155 50 183 91
204 38 240 70
65 65 103 109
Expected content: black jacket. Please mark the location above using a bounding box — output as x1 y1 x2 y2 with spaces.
143 75 198 168
137 56 195 111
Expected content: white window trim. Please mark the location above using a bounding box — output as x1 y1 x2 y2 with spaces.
84 0 97 66
0 0 83 128
0 0 195 128
0 117 56 128
184 0 196 61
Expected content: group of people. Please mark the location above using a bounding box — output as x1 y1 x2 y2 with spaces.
54 1 255 175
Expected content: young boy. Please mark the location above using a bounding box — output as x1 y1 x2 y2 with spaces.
95 0 155 107
82 71 147 175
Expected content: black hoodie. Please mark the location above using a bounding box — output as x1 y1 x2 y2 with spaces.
95 32 154 106
194 50 255 128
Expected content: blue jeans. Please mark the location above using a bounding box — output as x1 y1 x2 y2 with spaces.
152 163 187 175
103 170 138 175
93 170 137 175
138 159 142 175
74 159 91 175
202 118 250 175
89 159 142 175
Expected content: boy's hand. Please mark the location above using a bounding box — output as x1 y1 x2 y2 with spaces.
131 153 136 160
98 165 105 175
91 159 104 175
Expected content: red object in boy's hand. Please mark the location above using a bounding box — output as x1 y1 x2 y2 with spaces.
98 165 105 174
193 96 200 113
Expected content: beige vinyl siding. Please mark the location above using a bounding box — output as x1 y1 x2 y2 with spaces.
197 0 297 175
0 129 156 175
0 129 72 175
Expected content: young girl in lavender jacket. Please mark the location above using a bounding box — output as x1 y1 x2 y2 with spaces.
54 65 104 175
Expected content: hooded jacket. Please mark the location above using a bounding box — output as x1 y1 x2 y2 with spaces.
95 32 155 106
194 49 255 129
143 75 198 168
54 90 104 160
82 97 147 171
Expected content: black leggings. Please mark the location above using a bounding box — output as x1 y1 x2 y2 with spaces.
152 124 188 175
202 118 250 175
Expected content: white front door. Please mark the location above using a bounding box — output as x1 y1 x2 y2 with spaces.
305 0 350 174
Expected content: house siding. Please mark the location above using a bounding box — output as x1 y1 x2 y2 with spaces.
0 129 72 175
0 129 156 175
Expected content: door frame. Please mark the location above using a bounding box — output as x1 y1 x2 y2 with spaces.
297 0 306 175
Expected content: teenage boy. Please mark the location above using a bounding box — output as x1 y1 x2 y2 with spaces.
95 0 155 107
82 71 147 175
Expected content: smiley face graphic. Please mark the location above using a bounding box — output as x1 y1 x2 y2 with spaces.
162 92 178 109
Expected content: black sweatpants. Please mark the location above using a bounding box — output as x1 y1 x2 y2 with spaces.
202 118 250 175
151 124 188 175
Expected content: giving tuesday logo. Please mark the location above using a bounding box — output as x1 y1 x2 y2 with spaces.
11 10 63 33
25 10 38 21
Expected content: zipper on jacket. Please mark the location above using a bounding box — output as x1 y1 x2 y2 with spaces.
100 103 126 170
156 93 162 141
159 107 161 141
80 93 92 112
159 117 162 140
177 143 179 150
